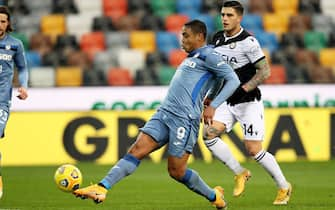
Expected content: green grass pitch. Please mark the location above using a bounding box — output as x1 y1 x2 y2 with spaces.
1 160 335 210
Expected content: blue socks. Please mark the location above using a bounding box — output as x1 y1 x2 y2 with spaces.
100 154 140 189
178 168 215 201
99 155 216 202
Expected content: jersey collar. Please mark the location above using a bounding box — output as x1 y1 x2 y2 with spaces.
188 45 207 57
224 27 244 40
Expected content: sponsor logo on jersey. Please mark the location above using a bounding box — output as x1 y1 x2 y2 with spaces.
0 53 12 61
221 54 238 66
183 59 196 68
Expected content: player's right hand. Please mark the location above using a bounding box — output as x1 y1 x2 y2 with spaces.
17 87 28 100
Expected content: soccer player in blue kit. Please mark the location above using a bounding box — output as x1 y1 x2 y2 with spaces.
0 6 29 199
74 20 240 209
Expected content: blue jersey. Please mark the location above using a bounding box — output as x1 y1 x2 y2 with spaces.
0 34 28 108
160 45 240 120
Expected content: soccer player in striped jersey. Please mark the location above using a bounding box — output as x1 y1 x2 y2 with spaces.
73 20 240 209
0 6 29 199
202 1 292 205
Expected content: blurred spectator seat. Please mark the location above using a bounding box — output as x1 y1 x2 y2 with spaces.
129 31 156 53
66 14 95 40
150 0 175 19
241 14 263 33
203 0 223 13
83 69 107 86
319 48 335 67
14 15 40 38
67 51 92 70
272 0 299 16
80 31 106 60
40 14 66 41
284 64 311 83
176 0 202 14
140 14 164 31
135 68 158 86
248 0 272 15
294 49 319 66
93 50 119 74
146 51 168 67
280 32 305 48
214 14 223 31
42 51 64 67
165 14 189 32
8 0 30 15
105 31 129 49
103 0 128 21
288 14 311 36
56 66 82 86
156 31 180 56
26 0 52 16
193 14 215 35
92 16 115 31
29 67 55 87
303 31 327 52
264 65 287 84
311 14 334 37
74 0 102 16
298 0 321 14
168 49 187 67
128 0 151 13
107 67 134 86
328 31 335 47
159 65 176 85
29 33 53 59
321 0 335 20
26 51 42 69
253 31 279 55
117 48 146 76
263 13 289 37
54 34 79 51
11 32 29 50
51 0 78 14
308 66 334 83
114 14 139 31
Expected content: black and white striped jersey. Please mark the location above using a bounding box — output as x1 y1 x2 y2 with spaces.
211 28 265 105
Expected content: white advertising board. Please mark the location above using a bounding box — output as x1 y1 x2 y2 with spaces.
11 85 335 111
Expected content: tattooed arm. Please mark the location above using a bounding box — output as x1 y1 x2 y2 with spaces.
242 58 271 92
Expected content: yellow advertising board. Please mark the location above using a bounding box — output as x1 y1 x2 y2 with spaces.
0 109 334 166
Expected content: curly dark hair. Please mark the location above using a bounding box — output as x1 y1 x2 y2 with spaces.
0 6 13 32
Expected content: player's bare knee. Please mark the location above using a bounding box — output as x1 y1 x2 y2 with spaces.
203 125 222 141
247 149 258 157
168 167 184 180
245 141 262 157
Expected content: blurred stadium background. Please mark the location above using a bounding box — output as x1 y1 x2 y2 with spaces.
0 0 335 209
2 0 335 86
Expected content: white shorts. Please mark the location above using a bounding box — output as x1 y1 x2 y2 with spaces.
213 100 265 141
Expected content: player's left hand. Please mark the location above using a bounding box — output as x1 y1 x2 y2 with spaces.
17 87 28 100
202 106 215 125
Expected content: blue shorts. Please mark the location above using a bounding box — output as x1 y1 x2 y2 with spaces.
140 109 200 158
0 105 9 138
